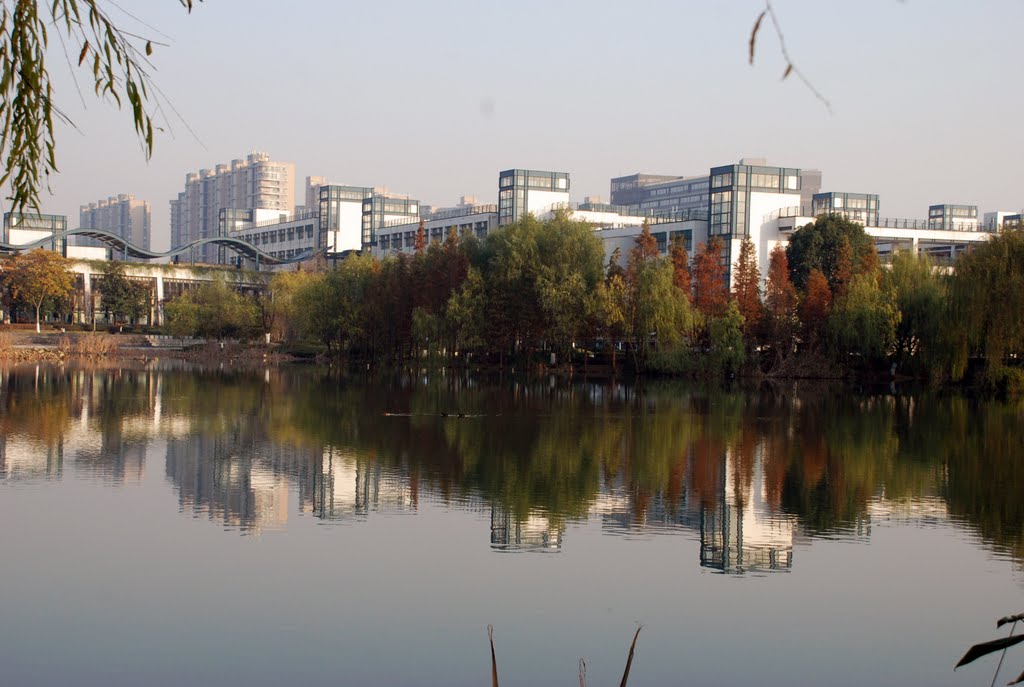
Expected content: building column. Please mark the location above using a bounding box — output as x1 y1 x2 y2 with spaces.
81 271 92 326
911 237 919 256
155 273 165 326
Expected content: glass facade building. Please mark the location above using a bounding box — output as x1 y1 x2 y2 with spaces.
318 185 372 250
498 169 570 225
812 192 880 226
709 163 803 237
361 194 420 247
928 204 978 231
3 212 67 254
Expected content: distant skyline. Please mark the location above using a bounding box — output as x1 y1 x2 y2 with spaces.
32 0 1024 250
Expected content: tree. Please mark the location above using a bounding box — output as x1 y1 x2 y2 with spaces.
829 271 900 366
669 236 691 297
0 1 200 214
947 229 1024 378
763 245 798 362
692 236 728 319
881 251 945 372
1 249 74 331
800 268 831 349
731 237 762 340
164 279 259 341
785 213 875 291
97 261 150 328
414 218 427 254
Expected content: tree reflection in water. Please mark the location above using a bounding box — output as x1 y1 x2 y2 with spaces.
0 364 1021 569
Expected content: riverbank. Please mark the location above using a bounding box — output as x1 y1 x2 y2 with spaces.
0 331 296 365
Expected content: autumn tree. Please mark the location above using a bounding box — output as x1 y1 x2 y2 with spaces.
628 219 659 274
414 218 427 254
731 237 762 340
763 245 799 362
799 268 832 349
692 236 728 319
1 249 74 332
669 235 691 297
832 236 854 301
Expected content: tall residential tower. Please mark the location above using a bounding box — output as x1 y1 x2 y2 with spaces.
169 152 295 263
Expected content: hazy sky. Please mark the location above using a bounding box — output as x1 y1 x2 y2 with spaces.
39 0 1024 250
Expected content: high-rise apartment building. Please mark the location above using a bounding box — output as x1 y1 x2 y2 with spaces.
169 152 295 263
79 194 151 258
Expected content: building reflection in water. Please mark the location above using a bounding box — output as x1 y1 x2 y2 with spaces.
165 434 299 534
0 434 64 481
490 506 562 552
309 448 416 520
2 365 1021 567
699 447 796 573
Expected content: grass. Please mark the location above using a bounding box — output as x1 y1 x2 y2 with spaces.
57 334 119 357
488 624 642 686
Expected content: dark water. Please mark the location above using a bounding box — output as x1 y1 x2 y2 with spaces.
0 363 1022 687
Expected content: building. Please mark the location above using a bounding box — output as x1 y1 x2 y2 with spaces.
376 202 498 255
373 172 646 258
611 173 709 218
319 184 373 252
362 191 421 247
220 208 318 267
811 192 880 227
983 210 1020 231
297 175 328 215
611 159 822 221
927 204 978 231
79 194 151 256
169 152 296 263
2 212 107 260
498 168 570 225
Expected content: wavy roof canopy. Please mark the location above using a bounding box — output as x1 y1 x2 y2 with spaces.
0 228 319 265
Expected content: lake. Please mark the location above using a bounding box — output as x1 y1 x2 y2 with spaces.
0 363 1021 687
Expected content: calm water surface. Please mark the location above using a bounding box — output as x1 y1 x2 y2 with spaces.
0 363 1022 687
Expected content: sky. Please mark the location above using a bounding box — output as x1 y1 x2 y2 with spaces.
37 0 1024 250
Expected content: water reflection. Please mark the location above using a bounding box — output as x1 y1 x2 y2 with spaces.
1 364 1022 570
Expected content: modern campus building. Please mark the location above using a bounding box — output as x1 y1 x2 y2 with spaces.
373 171 646 258
927 204 978 231
79 194 151 257
169 152 295 263
2 212 107 260
498 169 570 225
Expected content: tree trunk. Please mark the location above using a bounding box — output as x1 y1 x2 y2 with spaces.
35 302 41 334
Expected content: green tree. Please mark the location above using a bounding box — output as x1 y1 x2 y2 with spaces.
948 229 1024 379
164 279 259 341
829 271 900 366
0 1 200 214
786 213 875 291
97 261 149 328
708 300 746 375
163 292 198 338
535 210 606 358
1 249 74 331
881 251 945 373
